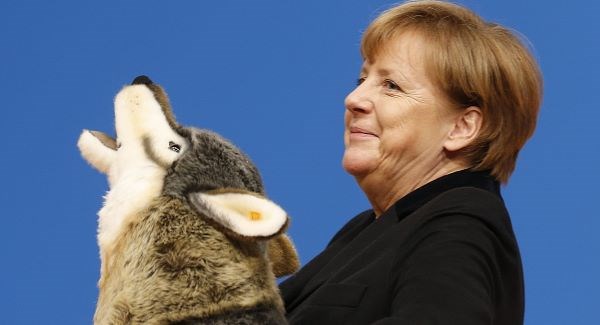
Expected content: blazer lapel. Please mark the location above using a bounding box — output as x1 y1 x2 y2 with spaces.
285 206 399 309
281 210 374 311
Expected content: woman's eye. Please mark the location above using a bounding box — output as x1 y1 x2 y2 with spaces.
356 77 366 86
383 79 402 91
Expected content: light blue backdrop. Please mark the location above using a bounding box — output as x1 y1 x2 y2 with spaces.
1 0 598 324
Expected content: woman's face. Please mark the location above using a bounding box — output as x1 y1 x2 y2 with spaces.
342 32 458 180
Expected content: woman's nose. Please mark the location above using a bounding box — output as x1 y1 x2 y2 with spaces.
345 82 373 115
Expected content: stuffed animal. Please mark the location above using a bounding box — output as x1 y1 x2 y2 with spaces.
77 76 299 324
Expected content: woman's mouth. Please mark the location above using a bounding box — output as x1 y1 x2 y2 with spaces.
349 126 378 140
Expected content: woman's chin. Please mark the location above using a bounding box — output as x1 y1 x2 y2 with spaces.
342 152 375 177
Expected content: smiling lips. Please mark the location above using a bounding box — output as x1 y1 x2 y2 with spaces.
349 126 378 140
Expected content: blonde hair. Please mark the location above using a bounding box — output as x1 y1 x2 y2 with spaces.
362 0 543 182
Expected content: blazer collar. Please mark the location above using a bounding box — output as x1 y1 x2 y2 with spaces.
377 169 500 223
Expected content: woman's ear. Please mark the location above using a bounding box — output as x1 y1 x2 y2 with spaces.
443 106 482 152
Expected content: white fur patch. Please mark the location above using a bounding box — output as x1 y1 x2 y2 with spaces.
114 85 187 167
82 83 189 254
78 130 116 174
97 165 166 250
192 192 288 238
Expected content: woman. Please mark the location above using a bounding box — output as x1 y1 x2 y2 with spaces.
280 1 541 324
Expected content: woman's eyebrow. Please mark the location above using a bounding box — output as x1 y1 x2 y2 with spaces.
361 64 410 83
377 68 391 76
377 67 410 83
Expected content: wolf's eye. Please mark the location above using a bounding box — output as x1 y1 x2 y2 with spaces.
168 141 181 153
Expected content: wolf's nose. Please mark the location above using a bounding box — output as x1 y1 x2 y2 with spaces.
131 75 153 85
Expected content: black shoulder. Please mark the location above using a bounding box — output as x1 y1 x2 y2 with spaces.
410 187 520 255
423 187 514 233
327 209 374 247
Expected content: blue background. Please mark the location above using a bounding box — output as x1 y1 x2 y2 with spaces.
1 0 598 323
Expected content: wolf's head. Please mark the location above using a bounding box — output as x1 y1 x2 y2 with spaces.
78 76 288 240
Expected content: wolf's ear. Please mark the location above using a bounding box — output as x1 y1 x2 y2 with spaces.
77 130 117 174
268 234 300 277
187 191 288 240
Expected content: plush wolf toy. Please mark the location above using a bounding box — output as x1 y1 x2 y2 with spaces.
77 76 299 324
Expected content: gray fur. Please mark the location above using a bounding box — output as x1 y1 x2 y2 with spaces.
94 196 286 324
163 127 264 198
172 304 288 325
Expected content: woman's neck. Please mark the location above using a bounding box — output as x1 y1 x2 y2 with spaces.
356 160 468 217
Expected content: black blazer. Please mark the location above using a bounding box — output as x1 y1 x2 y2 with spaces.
280 170 524 325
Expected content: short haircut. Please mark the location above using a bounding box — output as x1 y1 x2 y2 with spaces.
362 0 543 182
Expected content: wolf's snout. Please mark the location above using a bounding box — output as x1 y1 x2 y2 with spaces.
132 75 153 85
